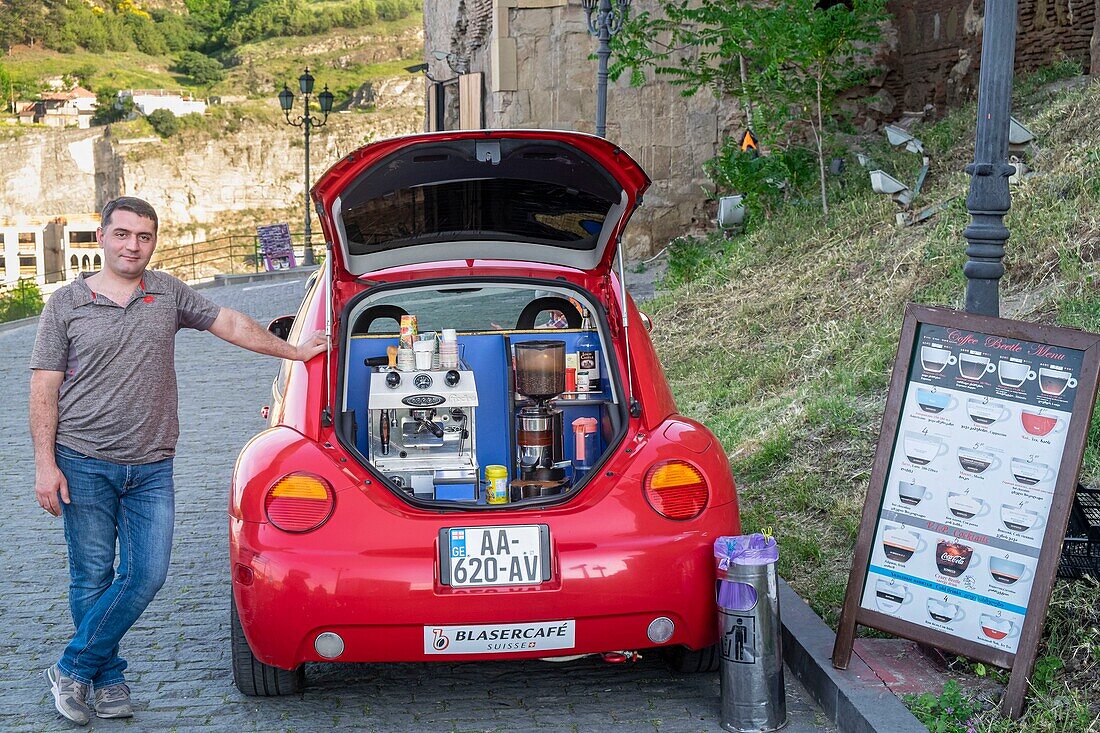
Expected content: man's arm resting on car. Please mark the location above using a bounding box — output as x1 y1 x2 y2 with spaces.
29 369 67 516
208 307 326 362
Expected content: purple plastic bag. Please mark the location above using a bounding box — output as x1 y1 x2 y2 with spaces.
717 580 758 610
714 533 779 569
715 534 778 610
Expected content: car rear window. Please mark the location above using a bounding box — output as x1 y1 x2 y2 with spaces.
353 286 581 334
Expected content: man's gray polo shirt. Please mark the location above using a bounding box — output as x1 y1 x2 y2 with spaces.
30 270 221 465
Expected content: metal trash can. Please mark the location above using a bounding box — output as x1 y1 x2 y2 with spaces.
714 534 787 733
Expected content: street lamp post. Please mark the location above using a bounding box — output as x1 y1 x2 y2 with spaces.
962 2 1018 317
278 68 334 267
582 0 631 138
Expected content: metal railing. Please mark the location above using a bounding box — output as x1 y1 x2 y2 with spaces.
0 231 320 323
150 230 320 282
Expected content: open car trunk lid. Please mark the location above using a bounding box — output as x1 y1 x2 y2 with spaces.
312 131 651 279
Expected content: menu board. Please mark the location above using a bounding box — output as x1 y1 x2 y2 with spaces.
257 223 296 271
833 304 1100 719
858 322 1081 654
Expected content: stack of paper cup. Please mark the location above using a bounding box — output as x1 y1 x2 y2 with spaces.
412 341 434 370
439 332 459 368
397 348 416 371
420 333 441 370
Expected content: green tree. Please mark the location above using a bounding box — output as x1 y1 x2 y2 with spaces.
70 64 99 88
0 63 12 113
0 0 52 49
612 0 886 216
91 90 135 125
152 9 202 52
0 279 45 323
147 108 180 137
174 51 225 87
122 11 169 55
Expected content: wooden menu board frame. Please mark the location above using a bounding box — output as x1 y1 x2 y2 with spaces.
832 304 1100 719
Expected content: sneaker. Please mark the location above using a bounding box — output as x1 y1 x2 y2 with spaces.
93 683 133 719
45 664 91 725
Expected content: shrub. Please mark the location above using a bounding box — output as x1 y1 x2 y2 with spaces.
0 279 44 323
92 91 135 125
704 143 817 222
147 109 180 138
174 51 225 87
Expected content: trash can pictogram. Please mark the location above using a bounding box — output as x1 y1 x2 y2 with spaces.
714 534 787 732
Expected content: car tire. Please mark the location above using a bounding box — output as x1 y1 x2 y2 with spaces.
664 643 721 673
231 596 305 696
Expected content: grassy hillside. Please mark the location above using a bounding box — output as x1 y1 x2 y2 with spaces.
2 13 421 102
646 67 1100 731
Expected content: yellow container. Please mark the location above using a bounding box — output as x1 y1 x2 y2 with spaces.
485 465 509 504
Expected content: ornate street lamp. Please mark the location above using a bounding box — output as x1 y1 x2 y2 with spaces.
582 0 631 138
278 68 335 267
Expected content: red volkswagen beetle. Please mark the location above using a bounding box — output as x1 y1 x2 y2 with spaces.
229 130 741 694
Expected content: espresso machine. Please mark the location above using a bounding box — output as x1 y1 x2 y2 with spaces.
367 366 479 501
514 341 568 491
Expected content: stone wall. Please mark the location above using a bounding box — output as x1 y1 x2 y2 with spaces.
425 0 728 258
883 0 1097 112
0 105 421 251
1094 0 1100 71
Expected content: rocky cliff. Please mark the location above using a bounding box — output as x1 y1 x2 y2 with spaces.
2 95 423 250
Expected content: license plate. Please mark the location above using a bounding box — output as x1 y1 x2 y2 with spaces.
439 525 550 587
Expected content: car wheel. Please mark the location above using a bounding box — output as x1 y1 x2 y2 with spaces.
664 643 721 673
231 595 305 696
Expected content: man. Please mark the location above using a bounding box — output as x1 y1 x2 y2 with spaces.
29 197 325 725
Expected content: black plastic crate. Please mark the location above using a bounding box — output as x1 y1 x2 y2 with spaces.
1058 485 1100 580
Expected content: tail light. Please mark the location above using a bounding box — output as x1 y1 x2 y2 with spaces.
644 460 708 520
264 473 335 532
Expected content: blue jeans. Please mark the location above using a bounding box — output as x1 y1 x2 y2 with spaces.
54 444 175 688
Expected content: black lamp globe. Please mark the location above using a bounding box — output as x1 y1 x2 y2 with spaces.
318 86 334 114
278 85 294 113
299 68 315 95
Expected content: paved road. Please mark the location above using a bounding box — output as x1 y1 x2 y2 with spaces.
0 276 831 732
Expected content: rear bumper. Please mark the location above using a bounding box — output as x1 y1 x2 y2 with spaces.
231 504 736 668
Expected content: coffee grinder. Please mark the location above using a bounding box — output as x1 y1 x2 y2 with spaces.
514 341 567 488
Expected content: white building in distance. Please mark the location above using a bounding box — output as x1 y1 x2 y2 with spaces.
119 89 206 117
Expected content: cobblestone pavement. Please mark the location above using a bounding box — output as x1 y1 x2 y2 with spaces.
0 277 833 732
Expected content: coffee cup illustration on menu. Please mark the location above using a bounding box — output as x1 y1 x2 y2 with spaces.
921 346 957 373
980 614 1020 640
915 388 957 414
1000 503 1046 533
958 352 996 380
1038 366 1077 397
947 491 991 520
897 481 932 506
874 579 912 614
1020 409 1066 437
1010 458 1056 486
956 446 1001 475
997 359 1036 389
882 525 926 562
936 539 981 577
966 398 1010 426
903 431 949 465
989 555 1033 585
926 596 965 623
